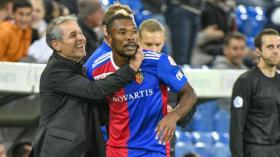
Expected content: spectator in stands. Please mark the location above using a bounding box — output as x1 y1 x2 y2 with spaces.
44 0 69 24
59 4 69 17
59 0 78 14
0 142 7 157
139 19 165 53
0 0 33 62
77 0 104 60
200 0 236 55
141 0 166 25
212 32 248 111
11 141 32 157
31 0 47 37
264 1 280 33
0 0 13 22
27 0 70 64
165 0 203 65
27 34 53 63
191 25 225 66
212 32 248 69
230 28 280 157
191 0 236 66
29 15 143 157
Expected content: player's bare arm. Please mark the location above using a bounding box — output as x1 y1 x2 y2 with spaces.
155 83 197 144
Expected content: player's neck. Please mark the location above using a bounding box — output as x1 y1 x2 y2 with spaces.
112 52 129 67
257 61 276 78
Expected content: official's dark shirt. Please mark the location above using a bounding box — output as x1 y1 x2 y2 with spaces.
230 66 280 157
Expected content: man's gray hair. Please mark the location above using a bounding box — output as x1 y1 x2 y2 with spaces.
46 15 78 50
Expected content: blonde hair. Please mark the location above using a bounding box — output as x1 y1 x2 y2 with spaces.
102 3 133 25
139 19 165 39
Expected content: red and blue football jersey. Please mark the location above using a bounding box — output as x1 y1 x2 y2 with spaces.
85 50 188 156
84 41 111 80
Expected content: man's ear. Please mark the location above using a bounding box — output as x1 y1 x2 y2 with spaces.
102 25 108 36
256 48 262 56
51 40 61 52
107 35 112 45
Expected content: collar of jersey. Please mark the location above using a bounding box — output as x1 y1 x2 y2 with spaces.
109 52 120 70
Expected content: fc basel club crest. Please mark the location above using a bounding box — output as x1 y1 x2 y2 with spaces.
135 72 144 84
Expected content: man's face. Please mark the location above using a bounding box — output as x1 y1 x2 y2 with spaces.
224 38 247 66
14 7 32 29
31 0 45 24
88 7 104 27
140 30 165 52
53 21 86 61
259 35 280 67
0 144 7 157
108 18 138 58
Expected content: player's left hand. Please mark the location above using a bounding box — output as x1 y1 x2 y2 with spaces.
155 111 180 144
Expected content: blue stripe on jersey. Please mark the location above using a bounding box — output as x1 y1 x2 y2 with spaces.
91 52 111 69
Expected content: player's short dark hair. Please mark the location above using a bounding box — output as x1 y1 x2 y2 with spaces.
224 32 246 47
106 13 134 35
254 28 279 50
12 0 32 13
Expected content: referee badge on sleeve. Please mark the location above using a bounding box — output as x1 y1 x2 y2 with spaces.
233 96 243 108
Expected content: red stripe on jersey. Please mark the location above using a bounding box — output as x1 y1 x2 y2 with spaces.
166 142 171 157
160 84 168 115
92 61 115 77
106 145 128 157
160 84 170 156
107 88 130 152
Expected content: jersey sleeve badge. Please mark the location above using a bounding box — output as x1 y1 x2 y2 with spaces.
135 72 144 84
233 96 243 108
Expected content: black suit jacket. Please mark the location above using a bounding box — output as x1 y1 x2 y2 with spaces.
31 52 135 157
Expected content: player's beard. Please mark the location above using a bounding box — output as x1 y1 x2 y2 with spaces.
115 42 137 59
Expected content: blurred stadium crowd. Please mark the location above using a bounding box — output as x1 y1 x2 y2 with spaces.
0 0 279 157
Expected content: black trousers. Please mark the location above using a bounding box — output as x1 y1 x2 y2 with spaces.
245 144 280 157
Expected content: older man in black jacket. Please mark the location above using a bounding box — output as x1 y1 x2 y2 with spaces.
30 15 143 157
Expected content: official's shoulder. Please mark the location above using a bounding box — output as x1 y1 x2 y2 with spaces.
237 67 257 82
